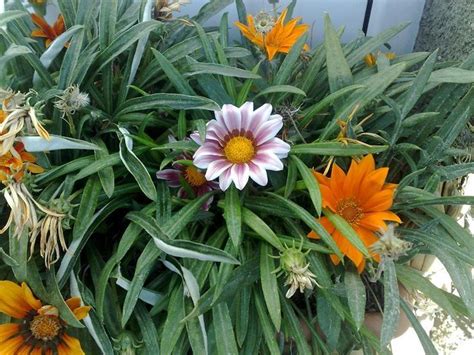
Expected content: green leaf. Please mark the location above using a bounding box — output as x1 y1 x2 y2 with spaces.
254 290 281 354
93 139 115 198
324 14 353 93
151 48 195 95
224 185 242 248
161 286 185 355
401 112 440 128
241 208 283 250
236 61 261 105
281 294 312 354
9 229 28 281
291 155 322 215
274 33 308 85
429 68 474 83
119 139 157 201
344 269 366 330
213 302 239 355
291 142 388 155
0 10 28 26
265 193 343 259
126 210 239 264
116 93 220 115
255 84 306 98
260 244 281 330
0 247 18 267
380 259 400 348
0 44 31 67
186 62 261 79
324 208 370 258
72 177 101 241
400 299 438 354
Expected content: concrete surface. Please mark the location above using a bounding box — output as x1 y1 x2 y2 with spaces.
415 0 474 60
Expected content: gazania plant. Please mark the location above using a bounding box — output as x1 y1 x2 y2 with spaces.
0 0 473 354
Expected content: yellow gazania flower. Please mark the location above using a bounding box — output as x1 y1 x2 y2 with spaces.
364 52 396 67
235 8 310 61
307 155 401 273
0 281 91 354
31 14 66 48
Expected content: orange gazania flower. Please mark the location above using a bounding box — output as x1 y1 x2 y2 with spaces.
31 14 66 47
0 281 90 354
0 142 44 184
235 8 309 61
307 155 401 273
364 52 396 67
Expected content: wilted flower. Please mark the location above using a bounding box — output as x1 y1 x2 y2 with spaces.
154 0 190 20
157 144 219 210
0 90 50 155
235 8 309 60
370 224 412 260
0 143 45 239
274 243 318 298
31 13 66 47
54 85 90 118
308 155 401 273
0 281 90 354
29 196 74 268
192 102 290 191
112 331 144 354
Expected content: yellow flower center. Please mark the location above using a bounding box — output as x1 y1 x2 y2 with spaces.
184 166 207 187
224 136 255 164
29 315 62 341
336 198 364 224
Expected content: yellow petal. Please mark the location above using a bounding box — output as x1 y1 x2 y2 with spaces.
0 281 34 319
21 282 42 311
59 334 85 355
73 306 91 321
0 324 20 342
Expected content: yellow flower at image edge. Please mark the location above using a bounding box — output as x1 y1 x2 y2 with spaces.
307 155 401 273
0 281 90 354
235 8 310 61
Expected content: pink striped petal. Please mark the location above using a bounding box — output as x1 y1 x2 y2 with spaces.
254 116 283 145
257 138 291 158
239 102 254 131
222 104 242 132
207 120 229 141
253 152 284 171
249 103 272 132
205 159 232 180
193 153 224 168
219 168 233 191
231 163 250 190
156 169 182 187
190 132 202 145
248 162 268 186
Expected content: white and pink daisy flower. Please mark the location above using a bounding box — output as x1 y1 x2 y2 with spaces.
192 102 291 191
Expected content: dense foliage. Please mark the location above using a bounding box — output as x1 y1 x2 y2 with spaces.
0 0 473 354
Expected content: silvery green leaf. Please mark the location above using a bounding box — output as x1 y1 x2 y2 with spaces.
118 126 134 150
0 44 31 67
116 273 163 306
17 135 100 152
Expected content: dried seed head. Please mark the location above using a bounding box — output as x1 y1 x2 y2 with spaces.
54 85 90 117
254 11 275 34
370 224 412 260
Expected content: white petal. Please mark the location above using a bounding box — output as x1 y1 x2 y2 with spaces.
222 104 242 132
240 102 254 131
248 162 268 186
205 159 232 180
254 116 283 145
248 103 273 133
219 168 233 191
190 132 202 145
231 163 250 190
253 152 284 171
257 138 291 158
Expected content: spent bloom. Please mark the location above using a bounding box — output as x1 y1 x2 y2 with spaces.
31 13 66 47
157 137 219 210
54 85 90 118
370 224 412 260
235 8 309 61
308 155 401 273
154 0 191 19
0 89 50 155
192 102 290 191
0 281 90 354
274 243 318 298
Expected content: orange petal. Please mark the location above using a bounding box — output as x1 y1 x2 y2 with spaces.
357 167 389 203
65 297 81 311
312 170 330 186
329 254 341 265
362 189 394 212
0 281 35 319
333 230 364 268
21 283 42 311
307 216 336 239
59 334 85 355
359 211 401 231
31 29 48 38
0 335 24 354
73 306 91 321
27 164 45 174
319 184 338 210
53 15 65 36
329 163 347 201
266 45 279 61
0 324 20 342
